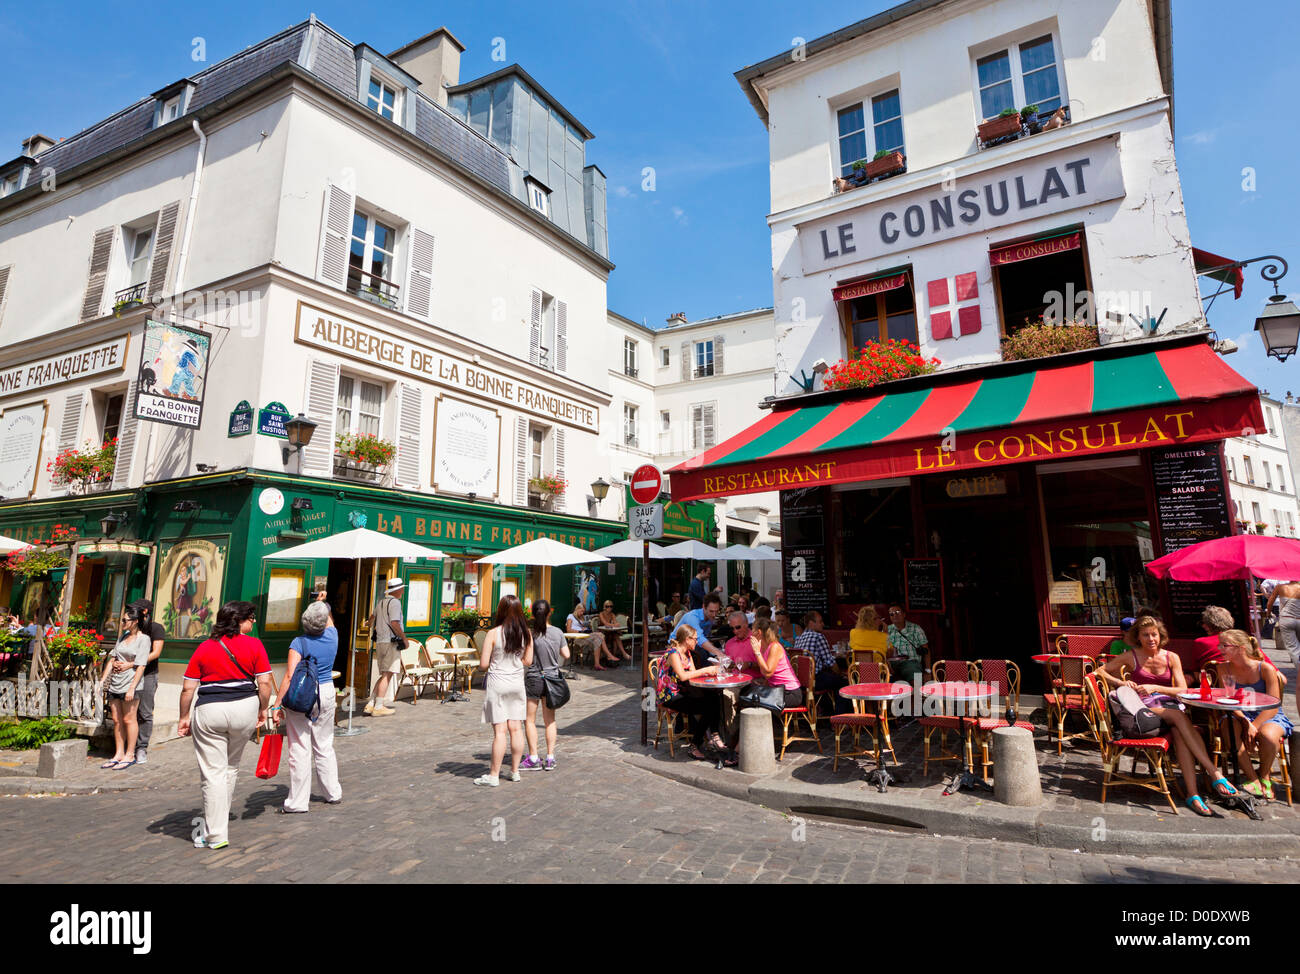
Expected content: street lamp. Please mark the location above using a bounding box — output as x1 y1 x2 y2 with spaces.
282 414 319 465
1256 294 1300 363
99 511 128 537
591 477 610 501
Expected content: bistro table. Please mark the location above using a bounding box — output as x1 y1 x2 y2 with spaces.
441 645 478 696
689 672 753 768
560 631 591 677
921 681 996 795
1178 688 1282 788
840 682 911 791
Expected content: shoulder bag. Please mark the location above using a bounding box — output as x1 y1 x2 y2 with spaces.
739 682 786 714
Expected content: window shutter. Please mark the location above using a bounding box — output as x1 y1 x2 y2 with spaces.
553 428 566 513
110 380 139 490
300 359 340 477
79 228 116 322
316 182 355 289
404 227 435 320
147 202 181 300
58 392 85 454
529 290 542 366
555 299 568 372
0 265 10 330
703 404 716 448
714 335 725 375
393 382 423 488
514 417 529 506
680 342 691 381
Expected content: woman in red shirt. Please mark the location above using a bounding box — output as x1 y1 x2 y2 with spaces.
177 601 273 850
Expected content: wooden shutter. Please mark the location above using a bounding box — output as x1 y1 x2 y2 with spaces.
110 380 139 490
514 416 528 506
529 289 542 366
393 382 423 488
404 227 435 320
79 228 115 321
56 393 85 492
147 202 181 300
703 404 716 447
316 182 354 289
0 265 10 330
553 427 566 513
555 299 568 372
680 342 691 381
713 334 725 375
300 359 339 477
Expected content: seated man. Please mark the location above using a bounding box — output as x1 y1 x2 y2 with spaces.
673 594 724 668
886 604 928 682
795 610 849 712
1108 617 1136 656
566 602 618 670
666 592 686 618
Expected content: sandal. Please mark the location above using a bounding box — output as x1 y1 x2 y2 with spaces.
688 746 710 761
1185 795 1218 817
1211 776 1239 798
112 760 136 771
1243 780 1268 799
723 754 738 767
100 760 121 769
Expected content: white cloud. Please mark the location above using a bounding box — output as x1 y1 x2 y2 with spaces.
1182 129 1218 146
671 206 688 225
612 185 633 198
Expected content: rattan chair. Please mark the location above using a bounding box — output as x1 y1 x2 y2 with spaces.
971 659 1036 781
1043 654 1097 753
777 654 821 760
648 658 691 756
1083 672 1179 813
919 659 976 776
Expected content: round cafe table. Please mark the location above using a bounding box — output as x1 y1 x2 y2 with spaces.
920 681 996 795
840 682 911 791
1179 689 1282 787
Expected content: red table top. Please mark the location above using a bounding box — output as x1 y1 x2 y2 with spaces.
921 681 995 700
1178 690 1281 711
841 682 911 701
689 673 753 689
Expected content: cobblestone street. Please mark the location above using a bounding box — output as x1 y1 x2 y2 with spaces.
2 665 1298 884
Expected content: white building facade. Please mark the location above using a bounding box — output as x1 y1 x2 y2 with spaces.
1227 396 1300 538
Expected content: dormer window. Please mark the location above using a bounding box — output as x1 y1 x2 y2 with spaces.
525 177 551 218
0 175 18 198
161 96 182 123
151 79 195 128
367 77 399 121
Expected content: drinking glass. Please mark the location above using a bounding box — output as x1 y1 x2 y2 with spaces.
1221 673 1237 698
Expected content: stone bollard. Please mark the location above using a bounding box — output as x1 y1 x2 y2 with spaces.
991 726 1041 806
738 708 777 775
38 738 88 779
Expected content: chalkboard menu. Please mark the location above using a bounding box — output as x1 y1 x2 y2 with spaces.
1150 445 1246 635
780 487 828 619
904 558 945 612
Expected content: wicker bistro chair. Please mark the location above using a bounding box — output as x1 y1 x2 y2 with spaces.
1083 672 1179 813
420 636 458 697
829 661 896 771
648 658 692 757
1043 655 1097 753
971 659 1036 781
918 660 977 776
394 646 436 704
777 654 822 760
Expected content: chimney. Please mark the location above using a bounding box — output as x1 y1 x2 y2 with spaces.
388 27 465 106
667 312 688 326
21 133 56 158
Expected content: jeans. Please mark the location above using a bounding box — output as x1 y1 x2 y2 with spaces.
135 671 158 752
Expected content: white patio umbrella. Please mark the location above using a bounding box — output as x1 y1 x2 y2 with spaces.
592 539 670 559
718 543 781 561
263 527 448 737
0 536 32 554
659 539 724 560
475 536 609 567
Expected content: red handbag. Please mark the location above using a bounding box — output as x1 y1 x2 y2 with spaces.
254 720 283 779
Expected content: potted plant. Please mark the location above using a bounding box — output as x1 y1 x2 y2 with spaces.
978 107 1024 145
864 148 906 180
821 339 940 391
1001 317 1101 361
112 297 145 317
46 628 101 674
334 432 397 483
527 474 567 499
1256 522 1270 534
1020 104 1041 133
441 609 484 636
3 525 76 580
48 439 116 494
359 285 398 310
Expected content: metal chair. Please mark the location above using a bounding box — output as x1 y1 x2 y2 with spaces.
919 659 976 776
1083 672 1179 813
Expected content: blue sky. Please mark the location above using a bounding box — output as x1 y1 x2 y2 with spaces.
3 1 1297 392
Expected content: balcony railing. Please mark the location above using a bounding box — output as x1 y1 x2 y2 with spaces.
693 366 715 378
625 433 639 448
624 366 639 378
113 282 148 313
347 268 400 310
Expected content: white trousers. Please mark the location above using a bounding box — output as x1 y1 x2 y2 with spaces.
191 696 259 846
284 682 342 811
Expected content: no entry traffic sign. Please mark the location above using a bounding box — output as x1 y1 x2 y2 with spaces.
629 464 663 505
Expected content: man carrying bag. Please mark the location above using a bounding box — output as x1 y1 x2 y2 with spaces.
365 579 407 717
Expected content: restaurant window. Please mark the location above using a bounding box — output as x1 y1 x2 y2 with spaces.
840 274 917 352
975 33 1062 120
992 228 1090 336
830 482 914 609
1041 460 1157 627
694 340 714 378
441 556 489 615
347 211 398 307
337 374 384 437
835 89 905 178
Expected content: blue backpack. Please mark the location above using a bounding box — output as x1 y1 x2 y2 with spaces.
282 652 321 720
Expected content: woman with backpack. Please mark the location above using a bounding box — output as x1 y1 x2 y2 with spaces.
520 600 569 772
273 595 343 813
474 595 534 786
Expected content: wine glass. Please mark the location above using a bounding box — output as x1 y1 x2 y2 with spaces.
1221 672 1237 700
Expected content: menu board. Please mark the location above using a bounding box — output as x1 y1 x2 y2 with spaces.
904 558 945 612
780 487 827 619
1150 445 1245 635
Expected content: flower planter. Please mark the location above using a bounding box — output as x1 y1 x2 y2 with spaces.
359 289 398 310
864 151 905 180
977 114 1023 145
333 455 388 483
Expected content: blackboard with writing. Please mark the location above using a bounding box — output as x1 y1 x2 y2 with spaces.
780 487 828 619
904 558 945 613
1150 445 1245 635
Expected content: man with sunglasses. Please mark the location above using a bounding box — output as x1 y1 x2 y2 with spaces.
886 604 929 682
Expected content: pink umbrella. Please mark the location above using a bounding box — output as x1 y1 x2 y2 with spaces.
1144 535 1300 582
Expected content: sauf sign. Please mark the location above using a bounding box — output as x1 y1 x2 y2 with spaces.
798 137 1125 274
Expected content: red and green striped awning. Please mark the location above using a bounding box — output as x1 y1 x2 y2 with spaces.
668 340 1262 501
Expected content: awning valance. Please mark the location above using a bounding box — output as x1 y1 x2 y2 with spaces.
1193 247 1244 300
990 232 1081 266
832 273 908 303
668 340 1262 501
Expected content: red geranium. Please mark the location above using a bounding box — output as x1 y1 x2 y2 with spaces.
822 339 940 391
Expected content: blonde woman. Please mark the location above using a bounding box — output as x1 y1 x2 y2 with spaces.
849 606 888 662
1217 629 1290 800
1097 615 1237 816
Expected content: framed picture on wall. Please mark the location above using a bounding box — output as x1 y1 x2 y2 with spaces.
265 567 307 632
154 538 228 640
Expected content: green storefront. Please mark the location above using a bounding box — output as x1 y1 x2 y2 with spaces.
0 469 626 688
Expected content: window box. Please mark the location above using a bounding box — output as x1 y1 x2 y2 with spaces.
528 474 566 497
1000 321 1099 362
112 283 148 317
357 284 399 310
49 441 116 495
864 150 906 181
977 112 1024 147
1255 522 1270 534
333 432 395 484
333 454 389 484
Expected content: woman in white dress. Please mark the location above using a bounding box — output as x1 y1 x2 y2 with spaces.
474 595 534 787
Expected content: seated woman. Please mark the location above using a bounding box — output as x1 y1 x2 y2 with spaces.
774 609 797 650
741 619 805 711
1096 615 1238 816
597 601 632 662
849 606 889 664
657 624 725 761
1216 629 1291 800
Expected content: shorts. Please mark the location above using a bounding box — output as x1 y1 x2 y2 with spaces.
1267 711 1294 737
374 642 403 675
108 690 131 701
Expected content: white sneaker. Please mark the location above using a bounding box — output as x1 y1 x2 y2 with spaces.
134 749 147 765
507 770 521 782
473 774 499 787
363 701 374 715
